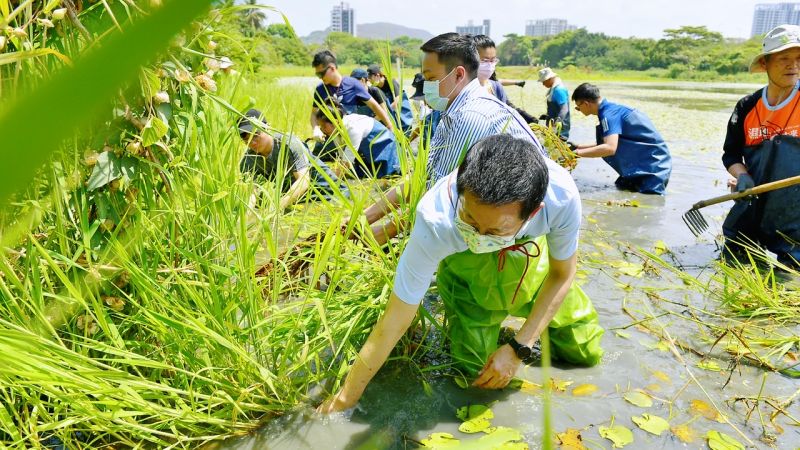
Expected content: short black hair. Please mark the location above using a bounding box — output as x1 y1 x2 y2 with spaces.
236 109 267 140
471 34 496 50
312 50 337 67
456 134 549 219
315 98 345 124
572 83 601 102
420 32 479 79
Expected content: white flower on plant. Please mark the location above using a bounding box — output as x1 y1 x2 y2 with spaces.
0 36 6 51
175 68 191 83
38 18 55 28
11 28 26 38
153 91 170 105
195 73 217 92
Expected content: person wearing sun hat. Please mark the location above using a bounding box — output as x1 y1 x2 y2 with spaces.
720 24 800 270
537 67 571 140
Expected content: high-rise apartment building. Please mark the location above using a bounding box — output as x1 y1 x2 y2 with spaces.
525 19 576 37
331 2 356 36
751 3 800 37
456 19 491 37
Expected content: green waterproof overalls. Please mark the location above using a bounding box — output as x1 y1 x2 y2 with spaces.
437 235 604 374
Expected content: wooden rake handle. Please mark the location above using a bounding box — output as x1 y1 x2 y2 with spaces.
690 174 800 210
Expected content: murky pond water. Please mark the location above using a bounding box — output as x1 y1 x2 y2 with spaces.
216 80 799 449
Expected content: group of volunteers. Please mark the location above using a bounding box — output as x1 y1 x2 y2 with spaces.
232 24 800 413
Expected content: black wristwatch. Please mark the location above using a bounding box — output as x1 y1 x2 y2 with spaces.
507 337 532 360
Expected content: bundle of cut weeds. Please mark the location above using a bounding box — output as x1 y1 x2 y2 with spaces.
529 123 577 171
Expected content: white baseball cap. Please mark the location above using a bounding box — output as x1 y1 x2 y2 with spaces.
750 24 800 73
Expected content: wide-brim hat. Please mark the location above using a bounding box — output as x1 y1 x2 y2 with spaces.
537 67 557 82
750 24 800 73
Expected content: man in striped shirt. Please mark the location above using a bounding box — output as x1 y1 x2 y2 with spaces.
362 32 545 242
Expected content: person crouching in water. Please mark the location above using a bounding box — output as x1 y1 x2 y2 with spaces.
571 83 672 195
236 109 347 209
315 100 402 179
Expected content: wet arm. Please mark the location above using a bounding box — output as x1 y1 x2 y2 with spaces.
318 292 419 412
310 107 319 128
279 168 311 210
576 134 618 158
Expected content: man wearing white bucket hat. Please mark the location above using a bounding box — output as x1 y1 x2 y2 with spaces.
721 24 800 269
537 68 571 140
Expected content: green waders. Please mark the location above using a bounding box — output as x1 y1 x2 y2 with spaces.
437 236 604 374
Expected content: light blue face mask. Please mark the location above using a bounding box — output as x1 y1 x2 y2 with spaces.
423 68 457 111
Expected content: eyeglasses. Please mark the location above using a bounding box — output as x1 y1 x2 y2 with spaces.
315 65 333 79
574 101 586 111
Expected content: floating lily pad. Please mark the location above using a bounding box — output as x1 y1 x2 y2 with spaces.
671 424 696 443
555 428 586 449
697 360 722 372
624 390 653 408
632 413 670 436
421 432 460 449
706 430 744 450
571 384 599 397
599 424 633 448
690 399 725 422
457 404 495 434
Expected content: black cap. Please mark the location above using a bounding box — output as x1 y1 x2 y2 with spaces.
237 109 267 138
411 72 425 100
350 68 368 79
367 64 382 76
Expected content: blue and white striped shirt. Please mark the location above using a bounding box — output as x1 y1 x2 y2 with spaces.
427 78 545 184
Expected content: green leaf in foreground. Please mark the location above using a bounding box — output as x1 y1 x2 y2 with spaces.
0 0 212 205
141 116 169 147
632 413 670 436
456 404 495 434
599 424 634 448
706 430 744 450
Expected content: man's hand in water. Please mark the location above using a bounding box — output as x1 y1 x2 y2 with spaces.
317 390 355 414
472 344 519 389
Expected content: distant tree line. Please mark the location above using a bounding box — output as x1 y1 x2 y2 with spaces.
498 26 762 76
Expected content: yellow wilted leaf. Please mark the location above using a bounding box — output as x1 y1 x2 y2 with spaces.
586 216 598 224
571 384 599 397
508 378 542 394
654 240 669 256
599 424 634 448
550 378 574 392
615 330 632 339
706 430 744 450
671 424 696 443
615 261 644 277
652 370 671 383
632 414 670 436
594 241 613 250
645 384 661 392
556 428 586 449
690 399 725 423
624 390 653 408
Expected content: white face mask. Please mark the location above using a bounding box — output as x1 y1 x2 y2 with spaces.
477 61 496 82
454 198 520 253
422 68 457 111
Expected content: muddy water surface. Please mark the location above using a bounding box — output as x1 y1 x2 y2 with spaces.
219 80 799 449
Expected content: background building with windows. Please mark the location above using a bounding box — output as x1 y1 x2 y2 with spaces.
751 3 800 37
525 18 576 37
456 19 491 37
331 2 356 36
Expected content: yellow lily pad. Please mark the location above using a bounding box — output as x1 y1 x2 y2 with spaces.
632 414 670 436
550 378 574 392
651 370 671 383
624 390 653 408
457 404 495 434
706 430 744 450
599 424 634 448
571 384 599 397
421 432 460 448
654 240 669 256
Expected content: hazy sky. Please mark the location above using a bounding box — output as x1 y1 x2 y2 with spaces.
265 0 782 41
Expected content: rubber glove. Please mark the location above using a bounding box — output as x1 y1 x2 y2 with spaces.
736 173 755 193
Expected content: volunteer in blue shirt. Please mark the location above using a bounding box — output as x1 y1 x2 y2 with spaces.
349 68 387 118
318 135 603 414
537 68 571 140
571 83 672 195
310 50 394 141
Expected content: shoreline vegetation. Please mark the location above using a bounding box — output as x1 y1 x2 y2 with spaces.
0 1 796 448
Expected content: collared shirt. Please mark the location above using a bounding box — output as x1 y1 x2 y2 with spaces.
393 157 581 305
427 79 544 185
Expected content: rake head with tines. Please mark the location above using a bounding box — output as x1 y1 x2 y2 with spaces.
682 207 709 237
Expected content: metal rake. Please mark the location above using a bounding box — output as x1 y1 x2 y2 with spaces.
682 175 800 237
